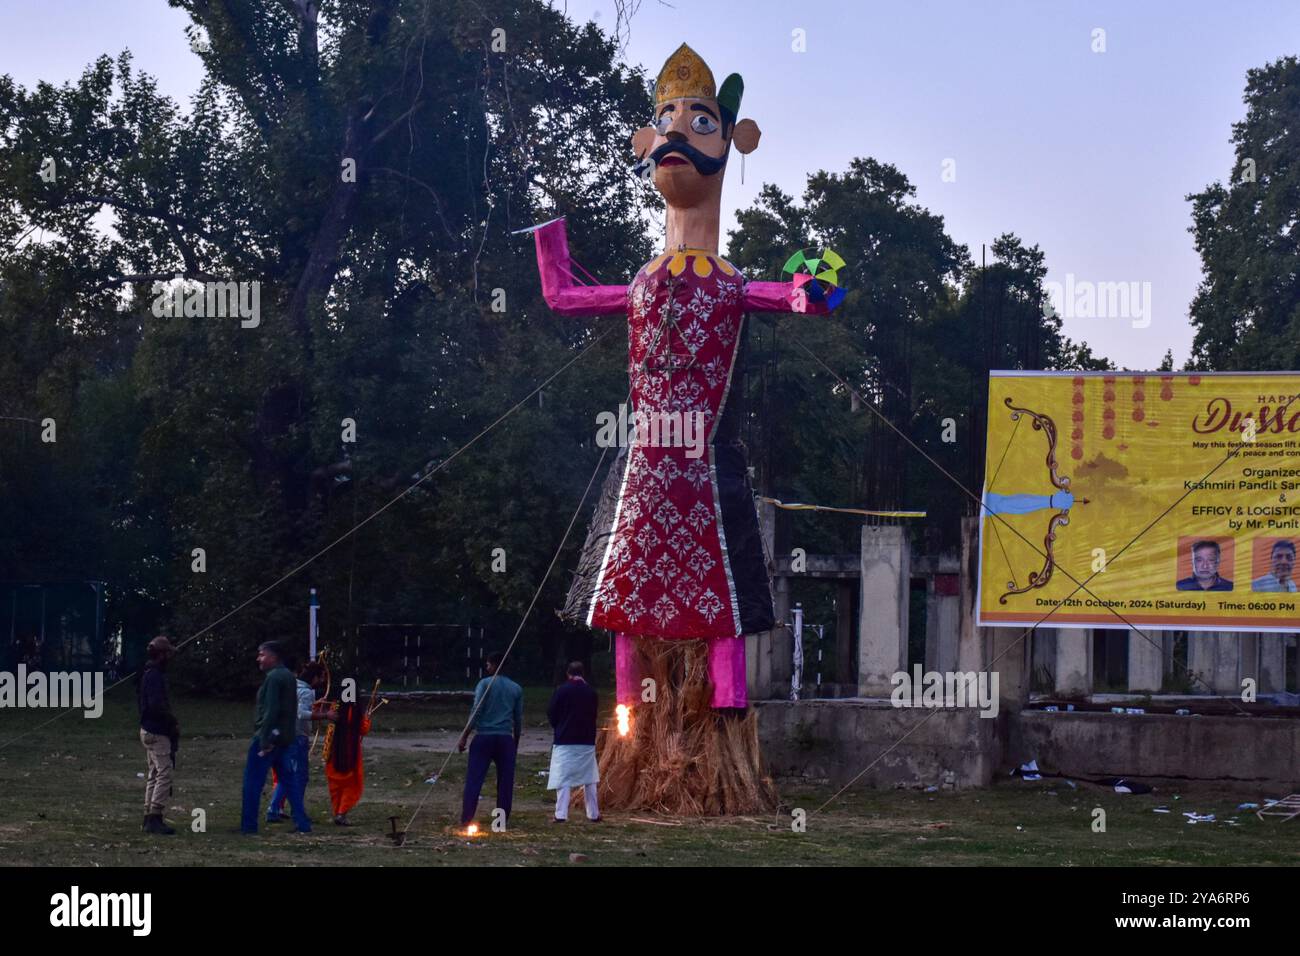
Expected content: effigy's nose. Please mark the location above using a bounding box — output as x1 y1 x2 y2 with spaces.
664 130 687 142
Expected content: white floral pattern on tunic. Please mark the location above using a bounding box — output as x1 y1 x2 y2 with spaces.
587 254 750 638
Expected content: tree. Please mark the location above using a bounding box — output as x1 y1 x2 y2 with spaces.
729 159 969 528
728 163 1110 557
0 0 655 688
1187 56 1300 370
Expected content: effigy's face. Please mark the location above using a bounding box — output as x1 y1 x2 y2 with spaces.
632 97 761 212
636 95 731 209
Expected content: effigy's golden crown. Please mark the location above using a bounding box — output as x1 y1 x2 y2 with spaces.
655 43 716 103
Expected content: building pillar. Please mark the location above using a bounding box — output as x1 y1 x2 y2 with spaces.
1126 629 1165 693
958 518 988 676
1188 632 1239 695
770 573 792 696
1255 633 1284 694
1213 632 1241 695
990 627 1030 712
745 631 772 702
1239 633 1259 696
1054 629 1093 696
754 498 788 700
858 524 909 697
955 517 1026 710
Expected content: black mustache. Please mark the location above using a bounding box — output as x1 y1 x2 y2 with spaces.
648 140 728 176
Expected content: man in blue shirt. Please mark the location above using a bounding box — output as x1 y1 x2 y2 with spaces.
1176 539 1234 591
458 651 523 829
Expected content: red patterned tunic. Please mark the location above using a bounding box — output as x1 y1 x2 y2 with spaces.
585 249 759 637
532 218 819 703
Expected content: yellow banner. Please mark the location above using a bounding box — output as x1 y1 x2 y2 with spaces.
977 372 1300 632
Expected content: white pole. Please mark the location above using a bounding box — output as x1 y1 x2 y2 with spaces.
791 603 804 701
815 624 824 693
308 588 319 660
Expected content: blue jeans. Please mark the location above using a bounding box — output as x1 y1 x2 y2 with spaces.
268 734 310 821
241 737 311 833
461 734 516 825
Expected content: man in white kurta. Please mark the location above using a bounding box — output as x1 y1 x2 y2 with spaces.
546 662 600 822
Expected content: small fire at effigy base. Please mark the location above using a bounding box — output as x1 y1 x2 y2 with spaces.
466 823 479 837
615 704 631 737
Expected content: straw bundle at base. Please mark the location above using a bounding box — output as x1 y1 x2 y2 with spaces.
584 637 777 815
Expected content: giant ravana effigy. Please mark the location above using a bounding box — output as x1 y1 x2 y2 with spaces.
531 43 832 814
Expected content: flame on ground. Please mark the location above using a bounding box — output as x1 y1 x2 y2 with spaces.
466 823 479 837
615 704 631 737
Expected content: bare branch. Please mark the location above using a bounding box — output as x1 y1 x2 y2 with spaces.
93 270 223 292
367 100 424 148
56 194 223 250
165 221 203 274
370 166 455 241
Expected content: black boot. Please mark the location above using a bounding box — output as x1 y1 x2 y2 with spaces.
145 813 176 835
141 814 150 833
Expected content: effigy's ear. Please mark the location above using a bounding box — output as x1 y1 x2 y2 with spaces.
731 119 761 154
632 126 657 158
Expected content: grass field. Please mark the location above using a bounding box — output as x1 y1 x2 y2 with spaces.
1 691 1295 867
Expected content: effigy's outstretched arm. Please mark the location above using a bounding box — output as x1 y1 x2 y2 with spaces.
742 280 831 315
533 217 628 317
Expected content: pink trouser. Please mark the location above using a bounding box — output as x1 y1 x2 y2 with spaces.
614 633 747 709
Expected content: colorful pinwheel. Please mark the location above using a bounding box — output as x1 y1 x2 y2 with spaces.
782 248 847 311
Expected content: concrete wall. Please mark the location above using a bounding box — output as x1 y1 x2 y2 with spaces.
756 699 1001 789
758 700 1300 791
1009 710 1300 788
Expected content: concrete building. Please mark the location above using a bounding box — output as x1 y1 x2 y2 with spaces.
753 506 1300 791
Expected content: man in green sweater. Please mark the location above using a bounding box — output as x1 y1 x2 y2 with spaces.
240 641 312 833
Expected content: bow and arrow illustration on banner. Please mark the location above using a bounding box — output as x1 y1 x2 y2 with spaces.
983 397 1090 605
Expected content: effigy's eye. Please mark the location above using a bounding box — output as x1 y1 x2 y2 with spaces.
690 114 718 134
653 114 672 135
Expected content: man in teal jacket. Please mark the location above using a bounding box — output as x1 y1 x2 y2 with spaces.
457 651 523 828
240 641 312 833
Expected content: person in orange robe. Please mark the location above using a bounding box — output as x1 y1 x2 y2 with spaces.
323 701 371 825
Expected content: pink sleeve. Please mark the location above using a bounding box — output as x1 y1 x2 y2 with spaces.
742 280 830 315
534 218 628 317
